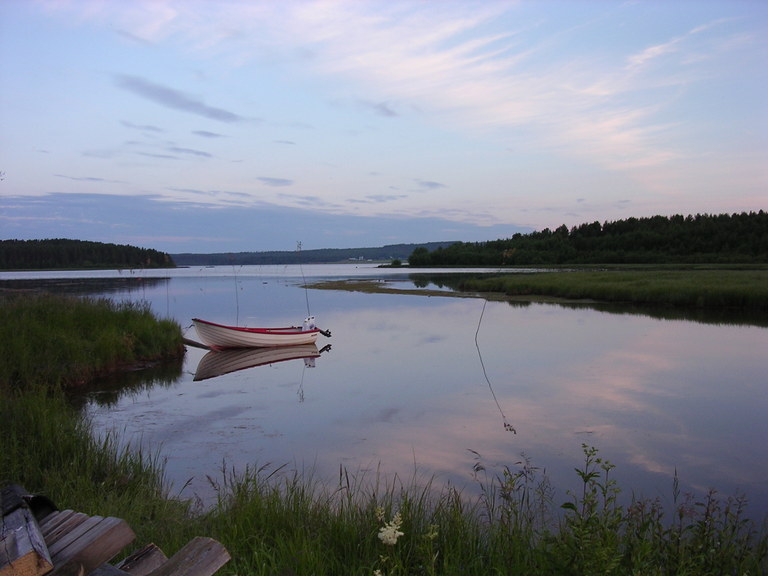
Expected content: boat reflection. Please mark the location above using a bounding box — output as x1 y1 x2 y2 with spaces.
194 343 331 381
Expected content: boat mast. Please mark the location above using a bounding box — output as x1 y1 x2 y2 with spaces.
297 241 311 318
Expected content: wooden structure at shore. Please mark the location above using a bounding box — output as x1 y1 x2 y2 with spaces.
1 485 230 576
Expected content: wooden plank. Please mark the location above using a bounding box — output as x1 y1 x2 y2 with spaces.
48 517 135 576
41 513 89 549
90 564 130 576
46 516 104 558
146 538 230 576
37 511 62 532
38 510 76 534
0 506 54 576
40 510 77 533
116 544 168 576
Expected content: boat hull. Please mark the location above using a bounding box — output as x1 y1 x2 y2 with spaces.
192 318 320 349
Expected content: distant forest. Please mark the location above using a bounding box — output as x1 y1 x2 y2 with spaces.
170 242 455 266
0 239 175 270
3 212 766 270
409 212 768 266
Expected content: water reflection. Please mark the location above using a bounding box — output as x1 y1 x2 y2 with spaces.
70 354 184 409
0 276 170 297
194 344 330 381
475 300 516 434
417 273 768 328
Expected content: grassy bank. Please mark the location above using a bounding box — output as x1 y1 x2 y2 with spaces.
0 293 184 389
2 293 767 574
456 268 768 310
0 294 195 552
311 268 768 311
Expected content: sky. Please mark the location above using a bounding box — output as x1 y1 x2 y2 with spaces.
1 0 766 254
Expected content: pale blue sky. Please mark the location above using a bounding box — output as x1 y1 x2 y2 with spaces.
1 0 766 253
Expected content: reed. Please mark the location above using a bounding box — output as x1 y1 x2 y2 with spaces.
189 448 768 575
0 382 198 547
0 292 193 550
458 269 768 310
0 293 183 390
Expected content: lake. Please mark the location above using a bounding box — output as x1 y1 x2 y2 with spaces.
3 264 767 519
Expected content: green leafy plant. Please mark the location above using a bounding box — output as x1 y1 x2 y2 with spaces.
554 444 623 574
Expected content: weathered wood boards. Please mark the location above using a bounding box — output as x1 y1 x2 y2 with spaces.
37 511 230 576
2 486 230 576
38 511 135 576
91 538 230 576
0 506 53 576
142 538 230 576
115 544 168 576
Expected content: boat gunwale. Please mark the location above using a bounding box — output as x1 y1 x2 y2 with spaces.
192 317 321 335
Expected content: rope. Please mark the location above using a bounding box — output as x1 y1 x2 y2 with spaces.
475 300 516 434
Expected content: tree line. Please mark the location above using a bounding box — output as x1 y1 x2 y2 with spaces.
0 239 176 270
171 242 455 266
408 211 768 266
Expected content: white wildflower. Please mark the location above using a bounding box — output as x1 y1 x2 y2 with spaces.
425 524 438 541
378 512 404 546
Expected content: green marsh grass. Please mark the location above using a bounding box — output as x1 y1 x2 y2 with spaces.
0 293 192 551
0 293 183 389
457 269 768 310
2 292 767 574
187 449 768 575
0 385 196 550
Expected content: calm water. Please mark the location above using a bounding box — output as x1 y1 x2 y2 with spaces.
4 265 767 518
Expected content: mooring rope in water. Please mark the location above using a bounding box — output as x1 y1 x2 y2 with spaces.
475 300 516 434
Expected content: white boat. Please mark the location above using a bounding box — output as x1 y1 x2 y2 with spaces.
192 316 329 349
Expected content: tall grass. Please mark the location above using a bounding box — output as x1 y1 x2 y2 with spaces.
458 269 768 310
0 293 192 550
0 293 183 389
196 447 767 575
0 385 194 547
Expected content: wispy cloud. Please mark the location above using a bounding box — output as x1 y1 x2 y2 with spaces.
192 130 225 138
415 179 447 190
277 192 340 209
167 146 212 158
121 120 163 132
55 174 122 183
257 177 293 187
267 3 753 175
62 2 759 178
363 194 407 203
137 151 178 160
13 0 765 237
360 100 398 117
115 74 246 122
